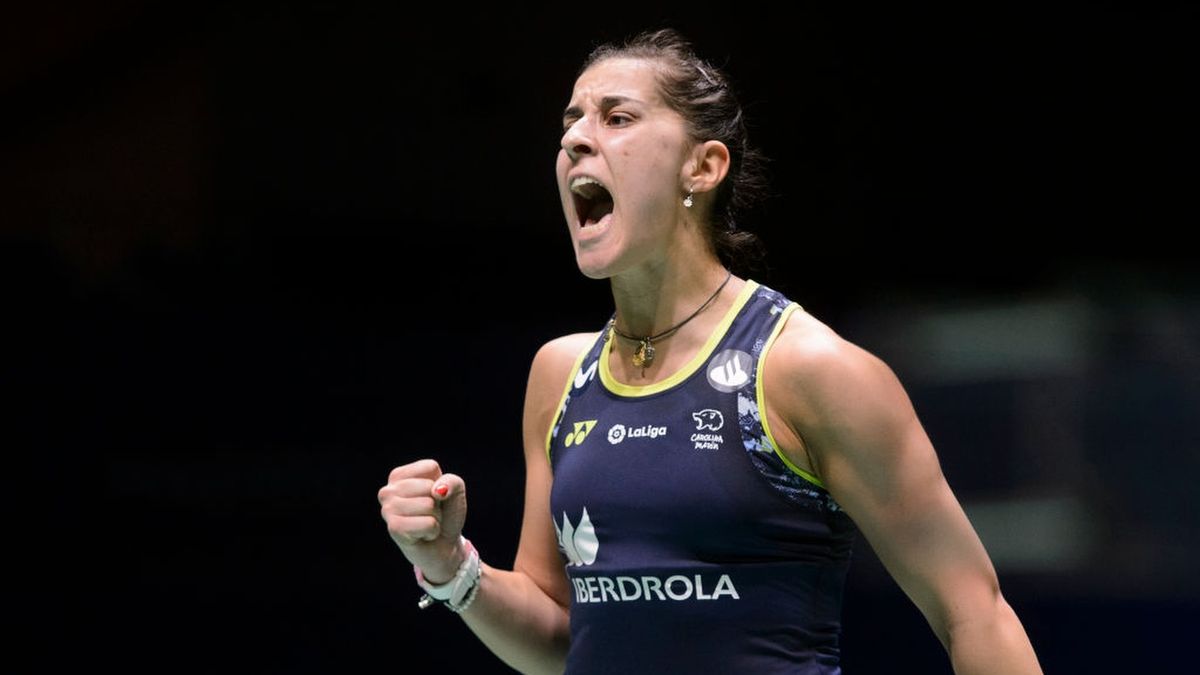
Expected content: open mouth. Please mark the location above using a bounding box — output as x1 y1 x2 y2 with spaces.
570 177 615 228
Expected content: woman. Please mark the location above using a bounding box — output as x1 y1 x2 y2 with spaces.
379 28 1042 674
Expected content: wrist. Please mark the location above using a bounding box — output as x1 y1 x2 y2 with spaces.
414 536 482 613
418 536 468 585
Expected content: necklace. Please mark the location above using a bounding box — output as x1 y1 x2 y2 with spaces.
610 270 733 370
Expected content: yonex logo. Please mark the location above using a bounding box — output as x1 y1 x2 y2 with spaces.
564 420 597 447
691 409 724 431
555 507 599 566
707 349 752 392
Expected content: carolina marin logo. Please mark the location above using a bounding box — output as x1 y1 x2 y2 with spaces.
555 508 599 566
691 409 724 431
690 409 725 451
607 423 667 445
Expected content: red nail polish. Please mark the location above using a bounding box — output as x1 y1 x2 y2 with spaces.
434 484 449 497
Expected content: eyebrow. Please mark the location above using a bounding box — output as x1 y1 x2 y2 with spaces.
562 95 640 123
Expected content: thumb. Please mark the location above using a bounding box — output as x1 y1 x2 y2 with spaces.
431 473 467 541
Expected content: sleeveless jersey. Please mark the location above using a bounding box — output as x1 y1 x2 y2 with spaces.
547 280 858 674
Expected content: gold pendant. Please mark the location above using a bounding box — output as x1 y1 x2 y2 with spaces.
632 339 655 368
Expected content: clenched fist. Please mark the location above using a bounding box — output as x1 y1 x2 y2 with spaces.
378 459 468 584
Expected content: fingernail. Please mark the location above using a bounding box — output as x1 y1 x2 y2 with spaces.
434 484 449 497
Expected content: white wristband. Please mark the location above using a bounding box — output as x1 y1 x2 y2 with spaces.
414 536 481 613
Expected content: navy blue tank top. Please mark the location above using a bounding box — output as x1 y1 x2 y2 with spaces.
548 281 858 674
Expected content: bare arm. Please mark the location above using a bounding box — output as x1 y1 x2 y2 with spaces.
380 335 591 674
766 319 1042 675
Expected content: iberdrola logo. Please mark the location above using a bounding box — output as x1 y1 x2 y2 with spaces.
554 507 599 566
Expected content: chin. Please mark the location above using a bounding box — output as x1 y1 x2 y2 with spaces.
575 257 613 280
573 248 618 280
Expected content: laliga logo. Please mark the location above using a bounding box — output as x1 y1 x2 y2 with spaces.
607 424 627 444
555 507 599 566
607 423 667 444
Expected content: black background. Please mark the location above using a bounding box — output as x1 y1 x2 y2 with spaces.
5 3 1197 673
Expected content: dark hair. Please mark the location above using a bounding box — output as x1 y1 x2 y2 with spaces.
581 28 769 277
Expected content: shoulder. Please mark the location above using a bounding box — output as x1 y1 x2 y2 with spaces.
529 332 599 379
526 332 601 400
522 332 601 452
765 309 910 441
768 309 890 388
763 309 927 493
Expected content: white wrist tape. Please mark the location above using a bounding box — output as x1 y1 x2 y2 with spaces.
414 536 481 613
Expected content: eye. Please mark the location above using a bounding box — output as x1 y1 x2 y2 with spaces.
607 113 632 127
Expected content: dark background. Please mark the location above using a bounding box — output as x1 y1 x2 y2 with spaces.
6 2 1198 673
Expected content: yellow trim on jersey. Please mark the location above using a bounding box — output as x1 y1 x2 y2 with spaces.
599 280 759 398
756 303 826 489
545 341 594 462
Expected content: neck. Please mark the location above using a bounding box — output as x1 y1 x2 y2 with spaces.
610 257 732 338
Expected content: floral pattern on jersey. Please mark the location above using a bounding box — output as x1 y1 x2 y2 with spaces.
738 287 843 514
549 393 571 445
738 391 840 512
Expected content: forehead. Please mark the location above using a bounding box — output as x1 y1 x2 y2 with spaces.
568 58 664 107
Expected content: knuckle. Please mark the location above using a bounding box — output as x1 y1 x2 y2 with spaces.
383 516 405 537
388 459 442 483
416 458 442 476
386 515 431 541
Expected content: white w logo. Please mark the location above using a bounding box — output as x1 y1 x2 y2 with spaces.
707 349 752 391
554 507 599 566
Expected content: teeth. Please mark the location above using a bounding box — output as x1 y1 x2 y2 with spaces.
570 175 606 196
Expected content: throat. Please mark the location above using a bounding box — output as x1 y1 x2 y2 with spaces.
588 198 613 221
583 200 613 227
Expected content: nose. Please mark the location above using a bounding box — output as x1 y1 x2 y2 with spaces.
561 119 594 162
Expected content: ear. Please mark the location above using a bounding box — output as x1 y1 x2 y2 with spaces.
684 140 731 194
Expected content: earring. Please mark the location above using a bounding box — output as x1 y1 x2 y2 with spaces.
683 190 694 208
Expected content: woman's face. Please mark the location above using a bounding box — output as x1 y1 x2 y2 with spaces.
556 58 695 279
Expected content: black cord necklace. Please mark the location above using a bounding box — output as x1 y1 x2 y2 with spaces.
610 270 733 371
